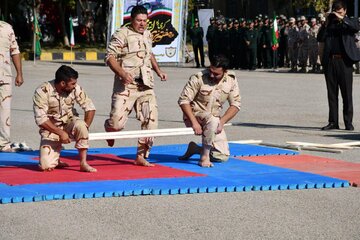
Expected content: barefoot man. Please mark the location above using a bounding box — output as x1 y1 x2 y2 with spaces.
104 5 167 167
33 65 97 172
178 55 241 167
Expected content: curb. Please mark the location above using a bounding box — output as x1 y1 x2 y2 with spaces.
22 51 105 61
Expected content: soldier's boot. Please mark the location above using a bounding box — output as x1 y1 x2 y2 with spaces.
309 65 316 73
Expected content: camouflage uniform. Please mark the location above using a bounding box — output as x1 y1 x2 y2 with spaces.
178 70 241 161
308 24 320 72
33 80 96 170
0 21 20 148
287 25 299 71
298 23 310 72
104 26 158 155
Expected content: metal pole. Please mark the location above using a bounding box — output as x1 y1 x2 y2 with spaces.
355 0 359 17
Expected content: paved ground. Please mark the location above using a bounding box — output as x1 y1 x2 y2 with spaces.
0 60 359 239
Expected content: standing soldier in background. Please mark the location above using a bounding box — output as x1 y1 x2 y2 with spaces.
278 16 289 68
287 17 299 72
256 17 264 68
206 17 217 63
354 17 360 74
260 16 273 68
238 18 248 69
213 19 223 56
0 21 24 152
245 20 258 70
308 18 320 73
189 18 205 68
317 16 327 72
230 19 241 69
298 16 310 73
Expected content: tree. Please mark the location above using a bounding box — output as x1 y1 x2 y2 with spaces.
293 0 333 13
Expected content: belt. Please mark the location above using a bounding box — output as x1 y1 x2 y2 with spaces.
331 54 342 59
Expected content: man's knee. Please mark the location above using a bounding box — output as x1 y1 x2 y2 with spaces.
210 150 229 162
104 117 126 132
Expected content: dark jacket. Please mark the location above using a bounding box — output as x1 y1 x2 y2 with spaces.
322 16 360 66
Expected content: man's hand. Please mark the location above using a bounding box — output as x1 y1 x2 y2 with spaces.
59 130 71 144
157 70 167 81
192 121 203 135
216 121 224 134
120 71 134 84
14 75 24 87
332 11 344 20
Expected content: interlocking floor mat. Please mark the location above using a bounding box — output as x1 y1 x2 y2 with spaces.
239 155 360 187
0 144 349 204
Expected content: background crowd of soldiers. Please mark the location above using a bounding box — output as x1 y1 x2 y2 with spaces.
190 11 360 73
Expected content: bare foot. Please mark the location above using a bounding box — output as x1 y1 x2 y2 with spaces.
106 139 115 147
198 160 214 167
134 156 155 167
56 160 70 168
80 164 97 172
178 141 201 160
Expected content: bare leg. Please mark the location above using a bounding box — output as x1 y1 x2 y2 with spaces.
178 141 202 160
56 159 70 168
78 148 97 172
198 145 213 167
134 143 154 167
106 139 115 147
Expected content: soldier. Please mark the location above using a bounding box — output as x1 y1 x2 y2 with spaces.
178 55 241 167
278 15 289 68
260 16 273 68
244 20 258 70
308 18 320 73
190 18 205 68
317 16 327 72
287 17 299 72
355 17 360 74
238 18 248 69
230 19 241 69
256 17 264 68
33 65 97 172
298 16 310 73
0 21 24 152
104 5 167 167
206 17 217 63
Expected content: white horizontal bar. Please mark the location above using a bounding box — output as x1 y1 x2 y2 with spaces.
89 123 232 141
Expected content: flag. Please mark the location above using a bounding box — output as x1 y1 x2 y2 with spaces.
69 17 75 47
33 13 42 56
272 14 279 51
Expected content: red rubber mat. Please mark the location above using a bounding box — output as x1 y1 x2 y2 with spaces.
239 155 360 187
0 154 204 185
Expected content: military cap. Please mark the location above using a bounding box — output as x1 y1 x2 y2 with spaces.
318 13 324 18
234 19 239 24
311 18 316 22
320 17 326 22
289 17 296 23
300 15 306 21
210 17 215 21
258 14 263 18
264 15 268 19
194 18 199 22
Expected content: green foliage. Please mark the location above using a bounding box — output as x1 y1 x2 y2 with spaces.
293 0 331 13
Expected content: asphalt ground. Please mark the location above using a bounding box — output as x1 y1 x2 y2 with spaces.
0 60 359 239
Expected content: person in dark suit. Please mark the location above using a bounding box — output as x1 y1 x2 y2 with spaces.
321 0 360 131
189 18 205 68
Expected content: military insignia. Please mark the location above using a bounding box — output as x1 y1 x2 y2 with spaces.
165 47 176 58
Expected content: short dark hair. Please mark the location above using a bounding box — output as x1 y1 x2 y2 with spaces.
55 65 78 84
332 0 347 11
210 55 230 70
131 5 148 19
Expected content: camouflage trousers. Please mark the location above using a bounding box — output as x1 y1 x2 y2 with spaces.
185 113 230 162
308 44 319 66
104 82 158 149
0 78 12 148
39 117 89 170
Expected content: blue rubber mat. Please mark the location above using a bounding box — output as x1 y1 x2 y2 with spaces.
0 144 348 204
